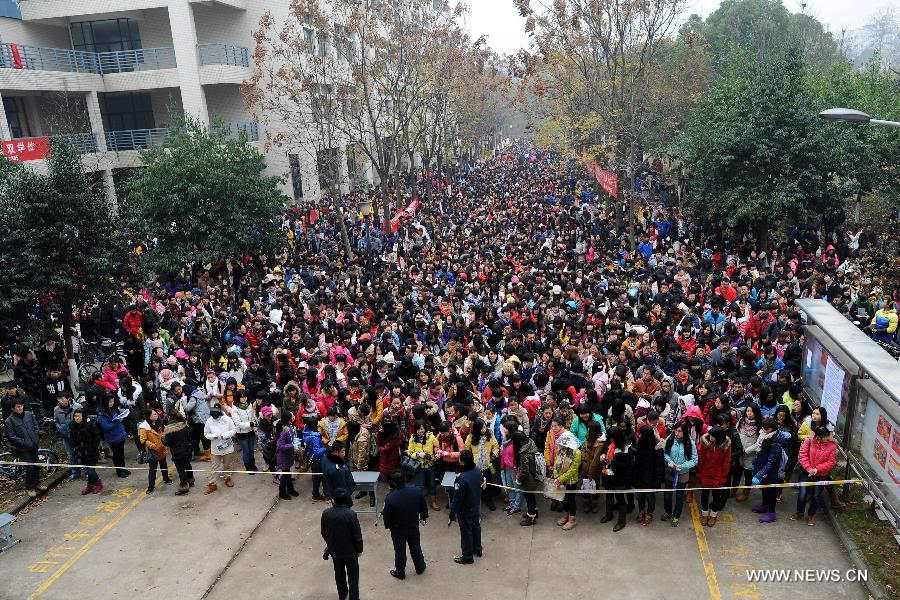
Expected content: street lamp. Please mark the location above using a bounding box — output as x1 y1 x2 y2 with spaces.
818 108 900 128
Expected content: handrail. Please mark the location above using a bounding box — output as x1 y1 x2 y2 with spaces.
96 47 176 74
197 43 250 67
0 42 98 73
105 128 170 152
223 121 259 142
0 43 177 75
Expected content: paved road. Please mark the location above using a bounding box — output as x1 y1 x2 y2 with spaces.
0 461 869 600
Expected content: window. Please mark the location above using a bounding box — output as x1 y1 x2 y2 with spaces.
317 148 339 191
318 36 328 59
70 18 142 54
99 92 155 131
0 0 22 19
288 154 303 201
2 97 32 138
303 28 315 54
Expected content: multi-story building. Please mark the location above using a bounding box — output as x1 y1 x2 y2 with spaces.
0 0 369 204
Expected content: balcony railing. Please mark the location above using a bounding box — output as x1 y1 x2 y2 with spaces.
198 43 250 67
55 133 98 154
223 121 259 142
97 48 177 74
0 43 176 74
0 43 99 73
105 128 170 152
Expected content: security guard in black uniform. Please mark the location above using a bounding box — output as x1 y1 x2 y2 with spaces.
448 449 484 564
382 470 429 579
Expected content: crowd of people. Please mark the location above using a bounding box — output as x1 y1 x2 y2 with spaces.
1 145 894 538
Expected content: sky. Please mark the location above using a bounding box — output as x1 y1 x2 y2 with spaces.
468 0 893 56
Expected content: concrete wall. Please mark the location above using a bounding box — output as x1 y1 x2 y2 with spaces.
0 17 70 47
204 83 245 123
148 86 181 126
191 3 252 47
134 7 173 48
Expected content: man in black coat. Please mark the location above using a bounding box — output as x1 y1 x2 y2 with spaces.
4 397 43 496
448 449 484 565
321 441 356 503
321 488 363 600
382 470 428 579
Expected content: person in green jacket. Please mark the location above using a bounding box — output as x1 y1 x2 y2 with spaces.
553 431 582 531
570 404 606 447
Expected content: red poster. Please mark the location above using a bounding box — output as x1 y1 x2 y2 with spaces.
2 136 50 162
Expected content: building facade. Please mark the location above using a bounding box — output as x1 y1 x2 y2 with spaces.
0 0 366 204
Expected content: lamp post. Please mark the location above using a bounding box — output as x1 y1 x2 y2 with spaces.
819 108 900 223
818 108 900 128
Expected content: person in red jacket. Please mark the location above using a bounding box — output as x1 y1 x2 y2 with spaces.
100 357 129 391
792 426 837 526
376 420 402 478
697 427 732 526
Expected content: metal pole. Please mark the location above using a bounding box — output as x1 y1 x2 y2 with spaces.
869 119 900 128
841 376 860 502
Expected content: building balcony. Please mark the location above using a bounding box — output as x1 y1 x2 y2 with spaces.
105 122 259 151
222 121 259 142
0 43 176 75
198 44 250 68
105 127 169 151
56 133 99 154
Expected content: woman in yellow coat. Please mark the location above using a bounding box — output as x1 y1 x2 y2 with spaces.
407 420 441 510
139 409 173 493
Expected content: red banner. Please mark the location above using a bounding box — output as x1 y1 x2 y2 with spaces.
2 136 50 162
390 196 419 233
585 161 618 197
10 43 24 69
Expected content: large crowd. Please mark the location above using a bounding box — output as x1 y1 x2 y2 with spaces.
2 145 897 538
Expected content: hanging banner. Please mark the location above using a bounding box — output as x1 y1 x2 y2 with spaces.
10 43 24 69
390 196 419 233
2 136 50 162
584 160 618 198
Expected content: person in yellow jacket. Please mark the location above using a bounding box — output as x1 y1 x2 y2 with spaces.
407 421 441 510
553 431 582 530
871 302 898 344
139 409 173 494
318 407 348 447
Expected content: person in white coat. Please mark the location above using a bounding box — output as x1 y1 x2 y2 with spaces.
204 402 238 494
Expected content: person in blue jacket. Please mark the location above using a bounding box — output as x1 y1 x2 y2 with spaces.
448 449 483 565
662 421 698 527
96 392 130 478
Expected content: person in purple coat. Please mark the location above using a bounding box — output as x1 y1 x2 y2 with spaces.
276 412 300 500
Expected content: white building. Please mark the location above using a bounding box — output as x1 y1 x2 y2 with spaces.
0 0 367 203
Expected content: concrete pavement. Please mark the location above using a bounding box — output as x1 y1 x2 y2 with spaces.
0 463 870 600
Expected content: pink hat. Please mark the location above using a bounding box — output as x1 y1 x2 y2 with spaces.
260 406 273 418
175 349 189 360
166 355 178 366
159 368 174 382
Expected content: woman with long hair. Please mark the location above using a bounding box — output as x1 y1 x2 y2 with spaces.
632 424 664 526
599 425 633 532
96 393 130 478
662 421 698 527
465 418 499 511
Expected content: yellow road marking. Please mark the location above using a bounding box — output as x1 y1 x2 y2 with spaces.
27 472 167 600
690 499 722 600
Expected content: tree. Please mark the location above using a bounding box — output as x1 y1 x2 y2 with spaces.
515 0 705 247
0 138 125 382
244 0 469 228
122 115 287 277
673 47 845 238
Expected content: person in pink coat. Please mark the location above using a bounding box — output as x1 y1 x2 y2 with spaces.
792 425 837 525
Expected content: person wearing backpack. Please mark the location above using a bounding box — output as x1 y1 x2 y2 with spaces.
792 426 837 526
751 416 791 523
